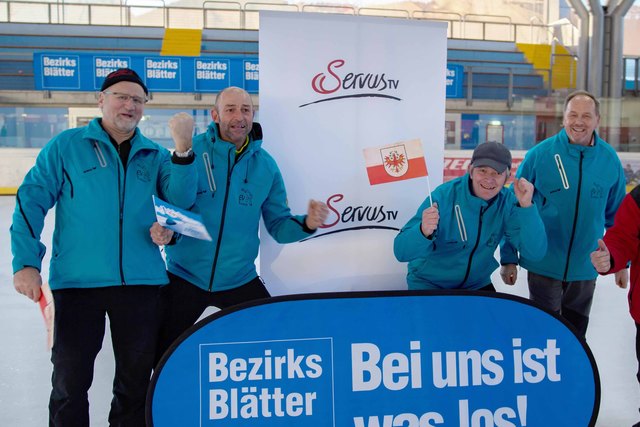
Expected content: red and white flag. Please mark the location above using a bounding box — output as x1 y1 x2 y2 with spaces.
363 139 428 186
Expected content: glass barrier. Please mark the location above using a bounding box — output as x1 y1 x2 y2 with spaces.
0 106 212 149
0 98 637 152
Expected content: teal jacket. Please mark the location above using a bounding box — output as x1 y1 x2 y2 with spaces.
11 118 196 290
165 121 313 292
394 174 546 290
500 128 626 281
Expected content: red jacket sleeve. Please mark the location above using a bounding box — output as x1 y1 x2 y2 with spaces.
603 188 640 273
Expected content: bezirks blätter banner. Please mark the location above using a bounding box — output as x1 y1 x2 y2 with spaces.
148 292 599 427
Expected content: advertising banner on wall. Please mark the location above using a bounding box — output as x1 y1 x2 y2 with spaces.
258 12 448 294
446 64 464 98
32 52 458 99
33 52 259 93
148 292 600 427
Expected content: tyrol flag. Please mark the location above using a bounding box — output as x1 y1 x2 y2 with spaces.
363 139 428 185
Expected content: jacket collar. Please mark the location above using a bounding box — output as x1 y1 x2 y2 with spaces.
555 128 602 157
85 118 157 155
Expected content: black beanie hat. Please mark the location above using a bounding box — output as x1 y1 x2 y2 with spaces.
100 68 148 95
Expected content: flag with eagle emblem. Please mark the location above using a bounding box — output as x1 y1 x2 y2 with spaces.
362 139 428 185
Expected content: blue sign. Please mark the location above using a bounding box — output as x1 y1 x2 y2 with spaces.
33 52 259 94
194 58 231 92
149 292 599 427
446 64 464 99
39 54 81 90
93 56 132 88
145 57 182 91
243 59 259 93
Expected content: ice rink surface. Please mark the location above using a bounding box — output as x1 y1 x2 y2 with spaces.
0 195 638 426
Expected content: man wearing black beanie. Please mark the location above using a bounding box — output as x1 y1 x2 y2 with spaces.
11 68 197 426
100 67 149 95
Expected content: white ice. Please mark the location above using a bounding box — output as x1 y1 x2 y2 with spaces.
0 195 638 426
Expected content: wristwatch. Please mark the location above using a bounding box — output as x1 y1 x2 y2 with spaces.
174 148 193 158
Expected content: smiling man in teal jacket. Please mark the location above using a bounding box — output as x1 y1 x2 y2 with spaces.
500 90 626 338
10 68 197 427
394 142 546 291
151 87 329 363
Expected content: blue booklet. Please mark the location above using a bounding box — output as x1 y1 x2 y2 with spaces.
152 195 212 241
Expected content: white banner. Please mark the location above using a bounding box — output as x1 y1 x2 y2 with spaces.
259 11 447 294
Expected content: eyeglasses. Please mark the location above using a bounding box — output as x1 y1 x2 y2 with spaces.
102 91 148 106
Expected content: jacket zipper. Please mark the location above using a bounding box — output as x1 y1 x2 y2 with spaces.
118 146 128 286
562 152 584 282
207 148 251 291
208 150 235 291
459 206 485 287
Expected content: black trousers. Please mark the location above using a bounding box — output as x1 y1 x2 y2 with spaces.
50 285 161 427
155 272 270 365
527 271 596 338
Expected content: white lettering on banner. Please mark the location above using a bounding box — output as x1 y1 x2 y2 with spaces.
196 70 226 80
245 71 259 81
43 57 77 67
353 412 445 427
459 395 528 427
146 59 179 69
512 339 561 384
203 340 330 423
209 387 316 419
145 59 179 79
245 62 259 71
96 68 117 77
209 348 322 382
207 347 322 420
352 339 561 392
147 69 177 79
351 396 527 427
95 58 128 69
431 349 504 388
196 60 228 70
351 341 422 391
43 67 75 77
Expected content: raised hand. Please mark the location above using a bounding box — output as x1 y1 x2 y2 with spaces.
513 177 534 208
169 112 194 153
420 202 439 237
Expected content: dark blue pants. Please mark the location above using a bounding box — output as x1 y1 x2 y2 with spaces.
155 273 270 365
50 285 161 427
